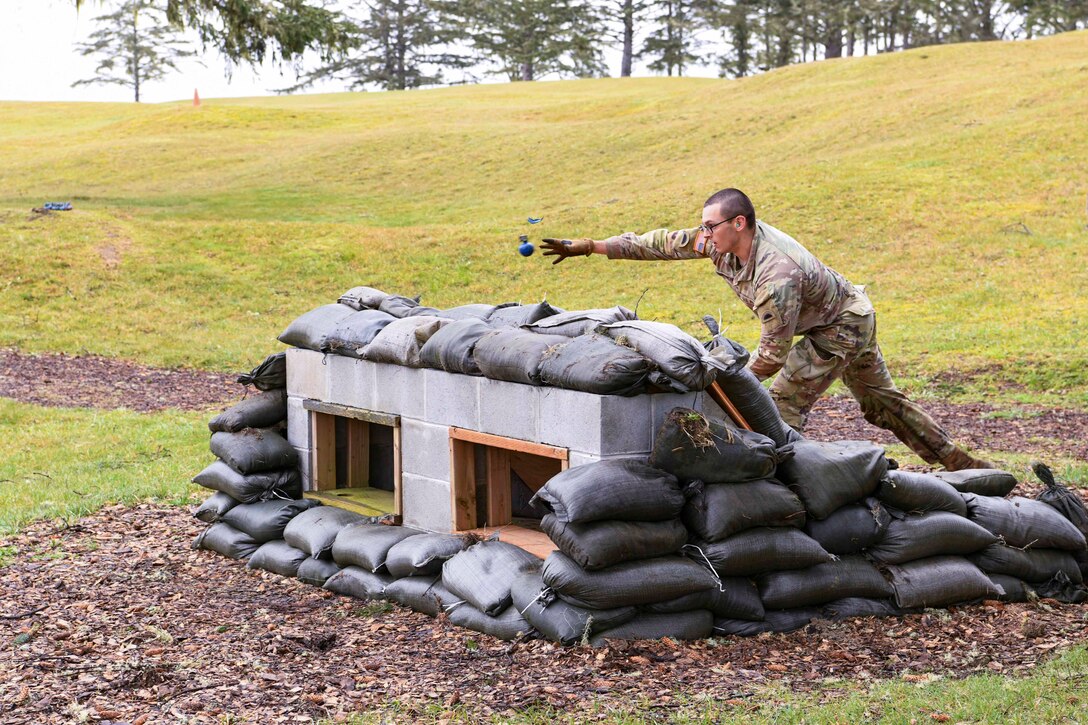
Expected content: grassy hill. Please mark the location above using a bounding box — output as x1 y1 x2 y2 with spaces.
1 31 1086 406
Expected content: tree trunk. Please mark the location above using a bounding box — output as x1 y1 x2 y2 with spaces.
520 61 533 81
621 0 634 77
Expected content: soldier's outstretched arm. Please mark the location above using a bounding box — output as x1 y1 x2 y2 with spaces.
604 228 707 261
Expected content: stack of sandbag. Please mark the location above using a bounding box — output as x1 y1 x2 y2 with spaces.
529 459 725 645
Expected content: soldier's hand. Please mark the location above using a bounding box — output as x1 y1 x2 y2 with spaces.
540 238 595 265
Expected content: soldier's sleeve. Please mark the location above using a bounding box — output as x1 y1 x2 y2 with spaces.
747 280 802 380
604 227 707 261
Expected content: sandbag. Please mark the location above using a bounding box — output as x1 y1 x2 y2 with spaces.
338 286 390 311
589 610 714 646
385 533 472 578
192 460 301 502
529 459 684 524
988 574 1031 603
442 541 542 616
377 294 420 318
682 478 805 542
362 316 450 367
331 523 423 572
487 300 562 327
448 603 534 641
193 523 259 560
867 511 998 564
934 469 1018 497
438 303 499 320
969 544 1084 584
278 303 357 350
539 514 688 570
877 470 967 517
542 552 718 609
511 571 636 646
248 540 309 577
220 499 321 544
209 429 298 475
714 608 819 636
209 389 288 433
821 597 909 620
384 575 443 616
418 318 493 375
237 352 287 391
803 499 890 555
776 440 888 520
297 557 342 586
640 578 765 621
194 491 238 523
650 409 783 484
323 309 397 357
523 306 637 337
885 556 1002 608
689 528 834 577
323 566 395 600
1033 462 1088 538
537 333 652 396
702 318 795 447
757 556 893 609
601 320 726 391
406 305 443 317
1032 571 1088 603
283 506 368 558
473 330 569 385
963 494 1087 551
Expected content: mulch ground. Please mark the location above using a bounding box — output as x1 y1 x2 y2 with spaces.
1 504 1085 724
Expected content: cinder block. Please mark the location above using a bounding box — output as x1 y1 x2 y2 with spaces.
478 378 538 442
599 395 653 454
326 356 377 410
293 446 313 490
423 369 480 429
401 473 452 533
568 450 601 469
371 363 425 418
400 418 451 481
538 387 603 451
285 348 328 401
286 396 311 449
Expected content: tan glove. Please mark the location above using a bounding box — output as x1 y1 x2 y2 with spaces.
540 238 595 265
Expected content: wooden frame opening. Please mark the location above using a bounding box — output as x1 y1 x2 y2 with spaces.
303 400 402 521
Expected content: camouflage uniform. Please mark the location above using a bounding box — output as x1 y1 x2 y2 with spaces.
604 221 959 464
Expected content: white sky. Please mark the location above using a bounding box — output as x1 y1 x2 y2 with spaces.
0 0 722 104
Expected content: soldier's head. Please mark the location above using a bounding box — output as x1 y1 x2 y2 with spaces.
700 188 756 255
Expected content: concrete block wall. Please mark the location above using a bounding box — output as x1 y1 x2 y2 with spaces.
285 347 725 533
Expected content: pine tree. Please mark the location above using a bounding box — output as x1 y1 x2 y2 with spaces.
641 0 701 76
72 0 197 102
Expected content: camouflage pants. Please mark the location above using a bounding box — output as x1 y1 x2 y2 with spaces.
769 312 957 464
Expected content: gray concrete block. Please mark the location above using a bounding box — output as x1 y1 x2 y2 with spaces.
401 474 452 533
568 450 601 469
478 378 538 442
324 355 374 411
538 387 602 451
599 395 653 454
400 418 451 481
423 369 480 429
293 446 313 491
285 348 328 401
371 363 425 418
286 396 311 450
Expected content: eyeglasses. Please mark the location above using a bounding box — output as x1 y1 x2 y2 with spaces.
699 215 741 235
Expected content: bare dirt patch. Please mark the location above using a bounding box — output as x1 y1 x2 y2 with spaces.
0 504 1085 723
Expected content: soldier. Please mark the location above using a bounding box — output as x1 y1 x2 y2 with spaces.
541 187 992 471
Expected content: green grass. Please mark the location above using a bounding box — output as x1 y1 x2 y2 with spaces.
0 398 209 542
1 32 1086 406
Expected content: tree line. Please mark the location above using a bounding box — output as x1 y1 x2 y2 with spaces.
74 0 1088 99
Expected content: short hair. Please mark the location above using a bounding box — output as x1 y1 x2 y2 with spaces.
704 188 756 228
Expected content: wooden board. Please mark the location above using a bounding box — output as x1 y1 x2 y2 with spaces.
448 427 568 462
305 487 395 518
346 419 370 488
310 411 337 491
450 437 477 531
464 525 556 561
486 447 512 527
302 400 400 427
509 451 562 494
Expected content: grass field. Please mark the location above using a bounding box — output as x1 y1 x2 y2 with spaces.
1 31 1086 406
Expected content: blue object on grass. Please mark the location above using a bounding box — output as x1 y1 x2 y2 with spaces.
527 216 543 224
518 242 535 257
43 202 72 211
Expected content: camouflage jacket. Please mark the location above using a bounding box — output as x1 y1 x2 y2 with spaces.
604 220 873 379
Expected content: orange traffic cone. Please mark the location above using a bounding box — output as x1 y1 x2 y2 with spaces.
193 89 201 107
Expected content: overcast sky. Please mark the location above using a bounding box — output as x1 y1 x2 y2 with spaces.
0 0 723 104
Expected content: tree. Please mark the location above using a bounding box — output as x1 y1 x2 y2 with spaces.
641 0 702 76
280 0 470 92
75 0 355 67
73 0 197 101
445 0 606 81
